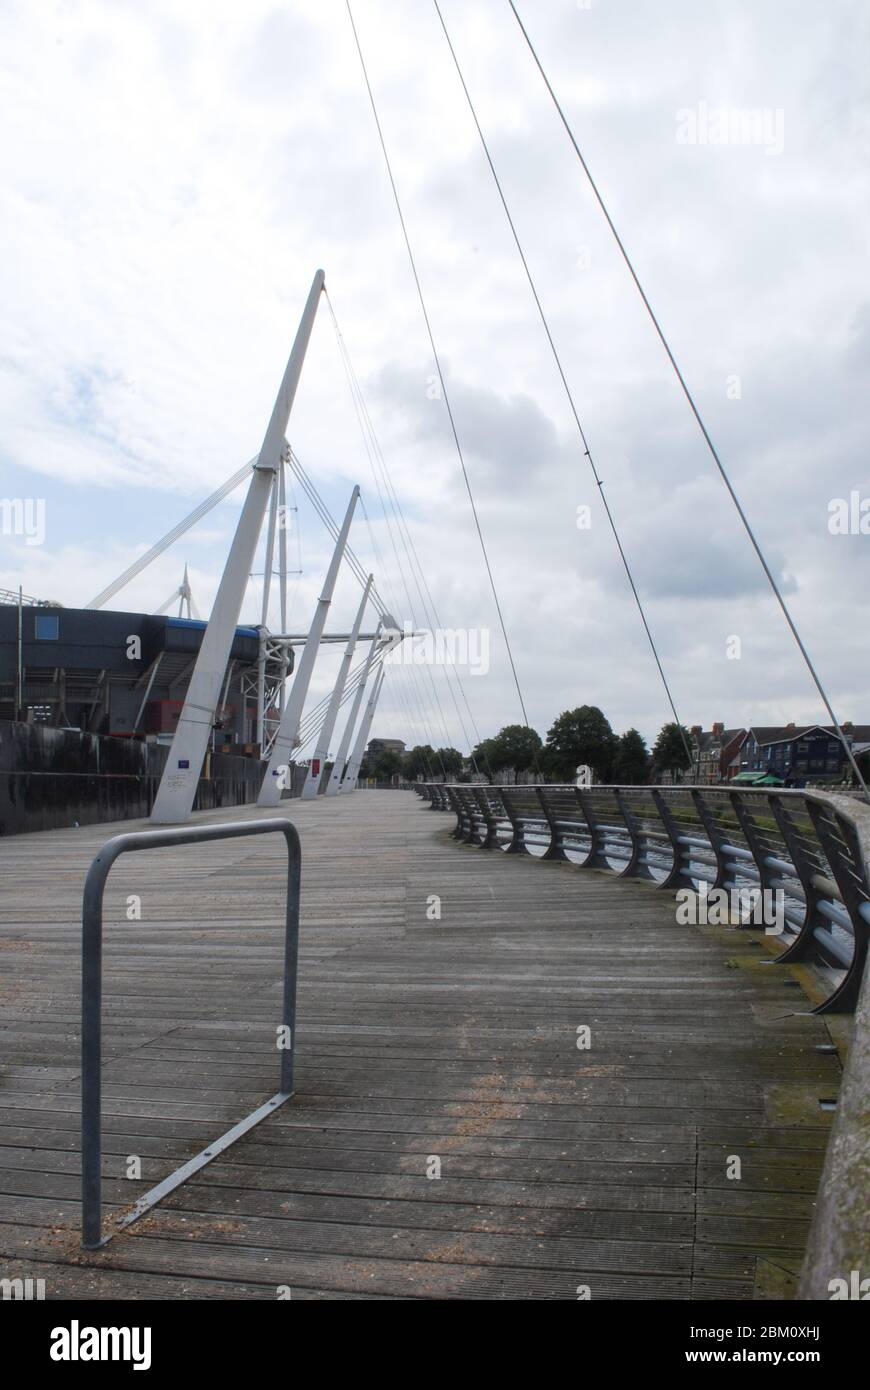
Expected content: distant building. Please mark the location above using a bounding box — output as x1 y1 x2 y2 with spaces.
686 723 747 783
739 724 870 784
367 738 405 755
683 722 867 785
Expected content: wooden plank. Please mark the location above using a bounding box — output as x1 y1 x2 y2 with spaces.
0 789 844 1300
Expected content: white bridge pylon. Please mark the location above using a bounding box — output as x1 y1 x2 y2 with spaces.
257 486 359 806
342 662 386 794
155 564 199 620
324 618 383 796
300 572 373 799
151 269 326 824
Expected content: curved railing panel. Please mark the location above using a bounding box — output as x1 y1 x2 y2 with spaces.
414 781 870 1016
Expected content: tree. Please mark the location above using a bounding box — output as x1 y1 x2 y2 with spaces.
360 748 403 783
470 727 542 783
487 724 542 783
652 723 693 783
544 706 616 782
400 745 464 781
470 737 498 783
435 747 464 779
612 728 650 785
401 745 463 780
402 744 438 781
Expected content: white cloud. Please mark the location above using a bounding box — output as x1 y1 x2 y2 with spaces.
1 0 868 751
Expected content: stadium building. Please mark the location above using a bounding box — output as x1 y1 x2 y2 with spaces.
0 590 278 752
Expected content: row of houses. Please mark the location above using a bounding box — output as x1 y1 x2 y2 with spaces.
688 721 870 786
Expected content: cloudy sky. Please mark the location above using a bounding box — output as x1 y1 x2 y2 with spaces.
1 0 868 754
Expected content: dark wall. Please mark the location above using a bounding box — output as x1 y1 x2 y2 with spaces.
0 720 278 836
0 606 260 681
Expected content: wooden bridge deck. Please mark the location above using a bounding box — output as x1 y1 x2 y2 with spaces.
0 790 843 1300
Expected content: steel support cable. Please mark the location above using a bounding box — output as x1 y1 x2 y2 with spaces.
375 659 439 781
324 292 405 596
351 419 473 760
322 302 462 766
506 0 868 800
296 673 382 756
324 302 464 761
357 493 451 776
286 451 389 617
361 452 487 768
327 294 484 766
345 0 530 729
387 662 440 778
292 437 447 770
296 652 375 744
286 454 364 586
296 653 385 749
279 466 435 751
295 652 442 782
284 449 386 613
433 0 692 768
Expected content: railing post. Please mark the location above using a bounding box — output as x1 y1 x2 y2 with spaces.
575 788 610 869
474 787 503 849
537 787 569 861
726 789 788 930
690 789 729 889
613 789 655 880
767 795 830 962
650 789 686 889
444 787 466 839
805 798 870 1012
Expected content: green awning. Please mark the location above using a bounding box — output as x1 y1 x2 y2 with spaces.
732 770 785 786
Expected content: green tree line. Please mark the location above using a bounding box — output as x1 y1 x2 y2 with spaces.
361 708 694 785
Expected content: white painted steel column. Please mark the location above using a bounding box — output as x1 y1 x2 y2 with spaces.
324 622 382 796
276 462 291 720
256 474 279 748
342 665 385 793
257 486 360 806
301 574 373 799
151 269 325 823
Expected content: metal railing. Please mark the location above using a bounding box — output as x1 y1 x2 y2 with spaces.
416 782 870 1014
81 817 301 1248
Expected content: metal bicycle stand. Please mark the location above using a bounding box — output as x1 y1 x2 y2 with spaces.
81 817 301 1250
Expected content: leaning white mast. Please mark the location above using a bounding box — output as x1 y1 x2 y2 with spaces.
151 269 325 824
300 574 373 798
257 486 360 806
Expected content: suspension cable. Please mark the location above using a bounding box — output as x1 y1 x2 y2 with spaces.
288 455 448 774
320 317 457 760
345 0 530 729
326 289 483 769
434 0 692 768
507 0 868 799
